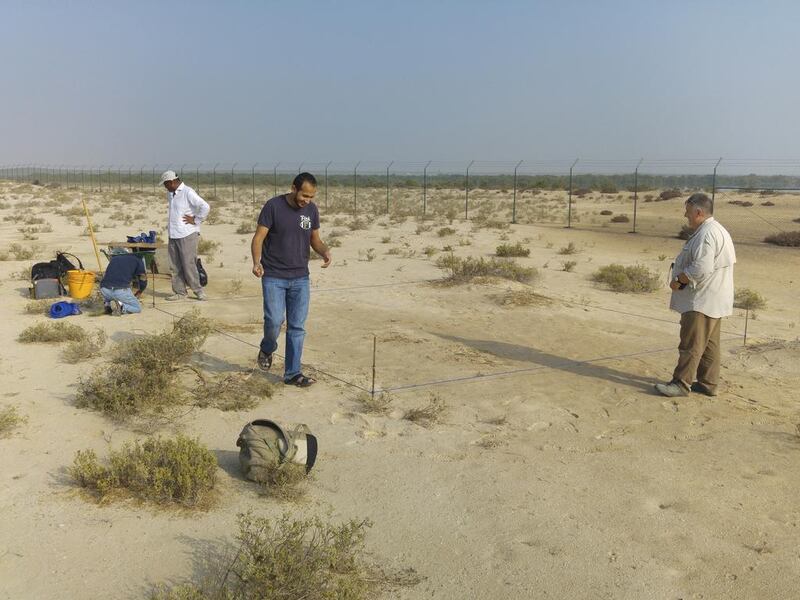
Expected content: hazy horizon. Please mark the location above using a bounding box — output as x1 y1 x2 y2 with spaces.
2 1 799 168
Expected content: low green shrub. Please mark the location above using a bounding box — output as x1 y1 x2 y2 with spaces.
592 264 660 293
76 311 213 420
734 288 767 311
436 255 537 284
495 242 530 257
70 435 217 507
152 513 378 599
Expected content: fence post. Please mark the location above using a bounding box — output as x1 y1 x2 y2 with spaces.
324 161 331 210
385 161 393 214
712 157 722 204
465 160 474 219
152 165 157 195
423 160 431 216
213 163 219 198
273 162 280 197
567 158 578 228
195 164 200 194
512 160 523 224
251 162 258 206
353 161 361 214
632 158 643 233
231 162 238 203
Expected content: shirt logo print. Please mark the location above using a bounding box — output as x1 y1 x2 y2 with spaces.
299 215 312 230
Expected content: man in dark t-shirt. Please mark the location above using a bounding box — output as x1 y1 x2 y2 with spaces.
100 248 148 315
250 172 332 387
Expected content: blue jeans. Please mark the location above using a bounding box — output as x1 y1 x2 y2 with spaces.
100 287 142 314
260 276 310 380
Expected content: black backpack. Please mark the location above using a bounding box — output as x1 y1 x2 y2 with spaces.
196 258 208 287
31 252 83 282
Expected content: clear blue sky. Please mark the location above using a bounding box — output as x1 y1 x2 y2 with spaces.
1 0 798 169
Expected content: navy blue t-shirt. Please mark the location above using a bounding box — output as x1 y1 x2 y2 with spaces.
258 195 320 279
101 254 146 288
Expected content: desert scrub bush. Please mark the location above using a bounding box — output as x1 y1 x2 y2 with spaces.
70 435 217 507
592 264 660 293
235 221 255 234
62 329 107 363
18 321 87 343
355 391 392 414
0 406 26 437
599 210 613 216
415 223 433 235
764 231 800 247
734 288 767 311
678 224 693 240
557 242 578 255
422 245 438 257
437 226 456 237
8 243 40 260
404 393 446 427
152 512 380 600
436 255 537 284
610 214 630 223
75 311 213 420
197 238 220 256
659 189 682 201
380 236 391 244
348 217 368 231
495 242 530 257
562 260 577 272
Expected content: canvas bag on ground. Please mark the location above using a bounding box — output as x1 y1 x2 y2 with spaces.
236 419 318 481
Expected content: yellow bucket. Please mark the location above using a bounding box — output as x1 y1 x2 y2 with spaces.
66 269 96 299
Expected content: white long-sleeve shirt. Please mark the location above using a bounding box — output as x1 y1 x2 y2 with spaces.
167 182 210 239
669 217 736 318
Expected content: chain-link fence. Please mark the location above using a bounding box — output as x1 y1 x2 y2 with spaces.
2 159 798 244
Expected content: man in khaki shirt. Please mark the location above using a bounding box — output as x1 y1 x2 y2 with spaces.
655 193 736 398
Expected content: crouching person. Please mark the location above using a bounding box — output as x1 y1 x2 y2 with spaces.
100 248 148 315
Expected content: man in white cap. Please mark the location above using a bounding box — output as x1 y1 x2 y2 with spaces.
159 170 210 301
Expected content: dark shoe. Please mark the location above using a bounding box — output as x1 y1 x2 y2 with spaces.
654 381 689 397
690 382 718 397
103 304 113 315
284 373 316 387
257 350 273 371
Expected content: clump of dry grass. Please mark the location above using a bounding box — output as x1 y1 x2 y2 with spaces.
152 512 381 599
192 370 272 411
18 321 87 343
197 238 220 256
495 242 530 257
24 299 51 315
562 260 577 272
70 435 217 508
494 289 551 307
764 231 800 247
436 254 537 284
252 462 309 501
355 391 393 414
404 393 446 427
437 226 456 237
557 241 578 255
62 329 107 363
75 310 213 420
0 406 26 437
610 214 630 223
236 222 255 234
592 264 660 293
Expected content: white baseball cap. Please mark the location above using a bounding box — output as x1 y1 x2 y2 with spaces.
158 170 178 185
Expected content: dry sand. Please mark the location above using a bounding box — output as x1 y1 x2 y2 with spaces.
0 181 799 599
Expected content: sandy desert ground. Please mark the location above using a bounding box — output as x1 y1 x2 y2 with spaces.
0 180 799 599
